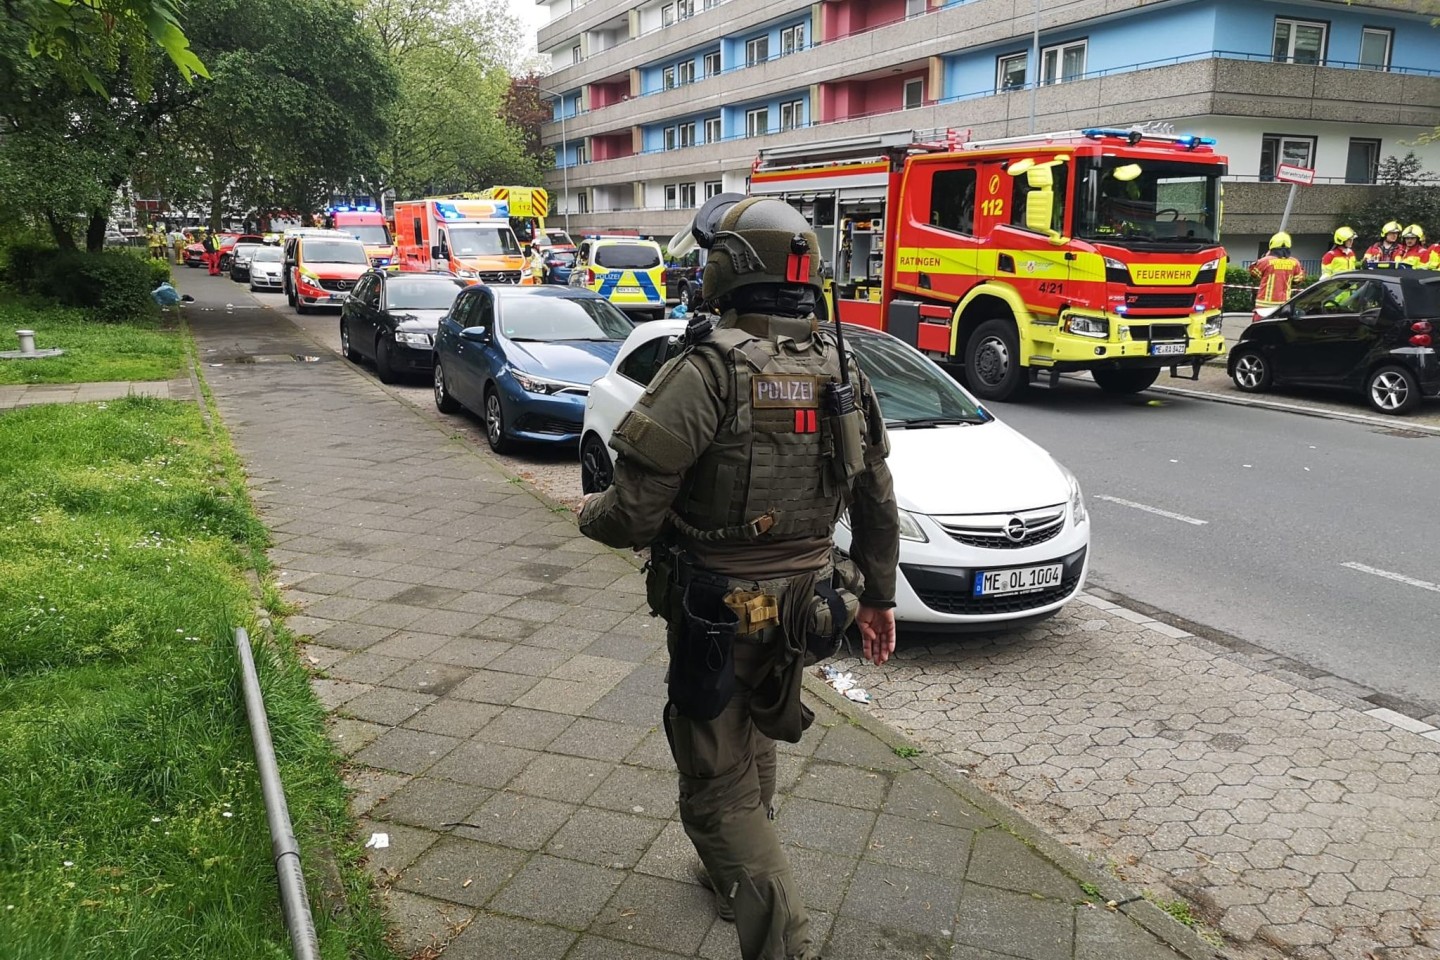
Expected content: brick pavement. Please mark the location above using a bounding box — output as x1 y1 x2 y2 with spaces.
0 378 190 410
181 278 1206 960
828 596 1440 960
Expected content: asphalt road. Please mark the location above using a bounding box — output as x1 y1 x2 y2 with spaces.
996 376 1440 718
200 269 1440 718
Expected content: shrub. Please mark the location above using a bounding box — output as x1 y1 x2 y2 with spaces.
1 241 60 294
37 251 158 323
144 257 172 287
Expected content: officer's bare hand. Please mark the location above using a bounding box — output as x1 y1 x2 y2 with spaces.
856 605 896 666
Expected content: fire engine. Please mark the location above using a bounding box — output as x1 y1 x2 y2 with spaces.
749 127 1231 400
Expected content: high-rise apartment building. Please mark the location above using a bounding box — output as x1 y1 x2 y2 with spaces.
535 0 1440 259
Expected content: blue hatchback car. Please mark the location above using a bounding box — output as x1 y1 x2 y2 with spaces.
432 286 635 452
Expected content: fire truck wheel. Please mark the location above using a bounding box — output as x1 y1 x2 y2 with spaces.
965 318 1027 401
1092 368 1161 394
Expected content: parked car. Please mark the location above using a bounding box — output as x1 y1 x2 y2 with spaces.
570 236 667 321
284 235 370 314
582 320 1091 631
432 286 634 453
228 243 264 282
246 245 284 292
1228 269 1440 415
540 246 577 285
218 234 264 272
340 270 467 384
664 248 704 309
182 239 206 268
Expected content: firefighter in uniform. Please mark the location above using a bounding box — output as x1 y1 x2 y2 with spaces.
578 195 900 960
1365 221 1404 264
1250 232 1304 316
1398 224 1430 268
1319 226 1357 278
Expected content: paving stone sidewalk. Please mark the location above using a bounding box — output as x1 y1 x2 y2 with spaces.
0 377 191 410
182 288 1205 959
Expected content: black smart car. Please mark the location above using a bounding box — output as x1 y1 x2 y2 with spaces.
340 270 468 383
1228 268 1440 414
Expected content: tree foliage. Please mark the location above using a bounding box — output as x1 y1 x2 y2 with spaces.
1339 153 1440 247
14 0 208 93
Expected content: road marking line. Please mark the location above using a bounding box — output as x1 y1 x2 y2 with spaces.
1094 495 1208 526
1341 562 1440 595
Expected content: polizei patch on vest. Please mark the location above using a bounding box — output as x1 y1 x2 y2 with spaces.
752 374 820 409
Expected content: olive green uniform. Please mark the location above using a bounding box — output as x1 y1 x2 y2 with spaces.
580 309 899 960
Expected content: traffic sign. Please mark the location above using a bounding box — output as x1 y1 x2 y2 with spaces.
1275 164 1315 186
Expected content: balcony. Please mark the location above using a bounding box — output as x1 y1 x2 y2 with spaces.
1220 181 1381 237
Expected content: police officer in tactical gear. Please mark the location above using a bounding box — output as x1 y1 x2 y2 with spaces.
579 195 900 960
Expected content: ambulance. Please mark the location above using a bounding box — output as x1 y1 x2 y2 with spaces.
392 197 533 284
322 205 396 267
472 186 550 247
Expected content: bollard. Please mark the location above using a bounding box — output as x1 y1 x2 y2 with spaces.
16 329 36 356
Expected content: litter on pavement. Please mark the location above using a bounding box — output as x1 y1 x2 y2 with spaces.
819 665 871 704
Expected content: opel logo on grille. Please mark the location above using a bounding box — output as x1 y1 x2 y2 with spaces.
1004 517 1027 542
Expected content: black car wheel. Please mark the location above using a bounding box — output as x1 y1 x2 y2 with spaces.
484 386 515 453
1367 364 1420 415
580 433 614 494
286 274 296 307
375 336 397 384
340 319 358 361
434 359 461 413
965 318 1027 401
681 282 696 310
1092 368 1161 394
1230 348 1272 393
295 295 310 315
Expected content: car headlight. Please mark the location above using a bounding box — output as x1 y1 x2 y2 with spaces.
840 507 928 542
298 272 323 287
1068 315 1109 339
1199 258 1221 271
1059 463 1087 525
457 269 478 278
512 370 582 395
394 331 432 347
1202 316 1223 338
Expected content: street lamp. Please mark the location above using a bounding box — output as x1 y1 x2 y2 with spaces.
531 82 573 237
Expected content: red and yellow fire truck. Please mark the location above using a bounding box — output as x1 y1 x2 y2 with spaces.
750 128 1230 400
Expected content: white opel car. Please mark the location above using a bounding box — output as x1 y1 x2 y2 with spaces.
582 320 1090 631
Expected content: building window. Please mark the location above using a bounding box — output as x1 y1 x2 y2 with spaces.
1273 18 1326 65
573 142 586 164
678 60 695 84
904 78 923 110
664 126 678 151
705 180 723 199
680 183 698 208
1259 134 1316 181
781 24 805 55
572 44 582 64
906 0 927 15
1041 40 1086 85
745 36 769 67
679 122 696 147
997 52 1027 92
665 184 678 210
1346 138 1380 184
663 66 676 90
779 99 804 131
930 169 977 235
577 192 589 214
1359 28 1392 71
704 116 722 143
662 3 675 27
704 51 721 76
676 0 694 19
746 107 769 138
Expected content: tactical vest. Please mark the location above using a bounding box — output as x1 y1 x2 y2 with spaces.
673 320 849 542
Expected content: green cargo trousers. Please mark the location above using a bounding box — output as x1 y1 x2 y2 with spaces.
664 627 814 960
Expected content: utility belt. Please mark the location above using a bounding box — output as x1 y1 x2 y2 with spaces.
647 541 861 722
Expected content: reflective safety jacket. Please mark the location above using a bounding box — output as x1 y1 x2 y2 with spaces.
1250 254 1303 307
1319 246 1356 277
1365 241 1403 264
1398 244 1432 269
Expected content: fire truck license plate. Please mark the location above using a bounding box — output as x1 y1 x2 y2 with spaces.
974 563 1063 597
1151 343 1186 356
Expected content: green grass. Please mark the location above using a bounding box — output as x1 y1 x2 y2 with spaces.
0 395 397 960
892 745 923 759
0 296 185 385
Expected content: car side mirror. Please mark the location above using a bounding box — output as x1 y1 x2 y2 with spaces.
431 245 443 259
460 326 490 342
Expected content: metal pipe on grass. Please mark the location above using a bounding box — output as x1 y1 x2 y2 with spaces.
235 627 320 960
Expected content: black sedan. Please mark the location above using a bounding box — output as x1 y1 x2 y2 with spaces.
1228 269 1440 415
340 270 467 383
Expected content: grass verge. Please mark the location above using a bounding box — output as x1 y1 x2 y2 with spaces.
0 393 396 959
0 295 185 385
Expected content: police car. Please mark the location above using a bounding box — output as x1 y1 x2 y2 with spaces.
569 236 667 321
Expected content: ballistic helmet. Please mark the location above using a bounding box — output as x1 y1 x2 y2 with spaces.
669 193 823 317
1268 231 1292 251
1382 220 1403 237
1402 224 1426 243
1333 225 1356 246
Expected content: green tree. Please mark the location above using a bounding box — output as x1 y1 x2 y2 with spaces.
11 0 208 92
1339 153 1440 248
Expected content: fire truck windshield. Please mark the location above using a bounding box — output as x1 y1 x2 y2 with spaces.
1075 157 1221 248
344 225 390 245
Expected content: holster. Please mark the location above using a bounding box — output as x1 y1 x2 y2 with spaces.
669 578 739 721
802 556 862 662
